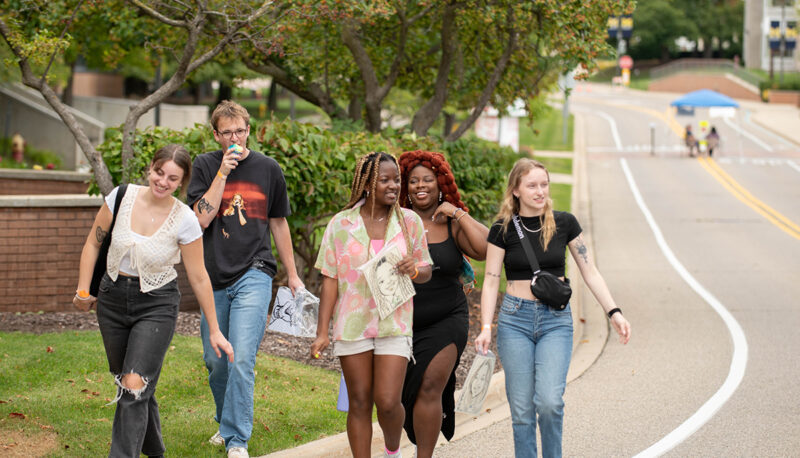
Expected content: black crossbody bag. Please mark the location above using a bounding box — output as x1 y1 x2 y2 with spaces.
90 184 128 296
511 215 572 310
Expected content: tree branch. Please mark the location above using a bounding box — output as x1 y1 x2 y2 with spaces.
129 0 188 27
410 1 458 136
446 7 517 141
0 17 114 194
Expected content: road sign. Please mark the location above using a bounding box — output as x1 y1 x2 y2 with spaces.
619 55 633 70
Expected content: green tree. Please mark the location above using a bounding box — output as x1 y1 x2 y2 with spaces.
240 0 633 139
628 0 698 61
0 0 280 194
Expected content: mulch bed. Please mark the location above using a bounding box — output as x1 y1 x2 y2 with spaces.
0 291 501 389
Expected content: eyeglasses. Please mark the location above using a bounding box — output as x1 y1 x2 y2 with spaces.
217 128 248 139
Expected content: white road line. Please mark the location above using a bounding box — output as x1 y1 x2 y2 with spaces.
723 117 773 152
743 110 799 149
594 110 623 150
788 160 800 174
620 158 749 458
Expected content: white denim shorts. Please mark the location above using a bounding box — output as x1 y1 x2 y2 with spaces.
333 336 413 360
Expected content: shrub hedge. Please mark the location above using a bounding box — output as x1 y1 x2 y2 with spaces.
92 118 521 286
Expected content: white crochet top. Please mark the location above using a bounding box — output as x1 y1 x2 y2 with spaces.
105 185 202 292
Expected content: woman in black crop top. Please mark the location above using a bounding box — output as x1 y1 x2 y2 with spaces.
398 151 489 458
475 158 631 458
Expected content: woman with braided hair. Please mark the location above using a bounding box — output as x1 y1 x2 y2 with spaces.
311 151 433 458
397 150 489 457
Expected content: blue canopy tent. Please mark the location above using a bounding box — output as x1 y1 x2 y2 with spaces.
670 89 740 108
671 89 741 157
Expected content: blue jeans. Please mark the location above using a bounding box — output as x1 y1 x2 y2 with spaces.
201 268 272 450
496 294 573 458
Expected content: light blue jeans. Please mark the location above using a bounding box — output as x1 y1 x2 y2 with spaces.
496 294 573 458
201 268 272 451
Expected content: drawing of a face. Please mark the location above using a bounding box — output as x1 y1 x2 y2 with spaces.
375 257 398 298
470 361 491 399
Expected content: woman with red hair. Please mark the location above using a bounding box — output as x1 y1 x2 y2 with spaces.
397 150 489 457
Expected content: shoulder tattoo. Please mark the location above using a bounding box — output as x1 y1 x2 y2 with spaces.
95 226 108 244
198 198 215 214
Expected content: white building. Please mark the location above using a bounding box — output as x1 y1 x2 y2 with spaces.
744 0 798 71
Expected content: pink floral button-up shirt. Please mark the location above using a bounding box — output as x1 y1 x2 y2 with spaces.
315 201 432 341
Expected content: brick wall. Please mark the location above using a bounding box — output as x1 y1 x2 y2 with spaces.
768 90 800 106
0 203 199 313
0 178 88 195
649 74 761 101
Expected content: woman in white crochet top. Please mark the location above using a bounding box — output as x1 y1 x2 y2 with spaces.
73 144 234 458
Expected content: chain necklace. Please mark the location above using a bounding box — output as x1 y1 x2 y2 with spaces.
519 216 542 233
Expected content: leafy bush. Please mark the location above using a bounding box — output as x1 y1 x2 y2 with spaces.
0 137 63 170
90 118 520 286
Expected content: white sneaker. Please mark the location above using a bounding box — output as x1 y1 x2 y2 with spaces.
208 430 224 446
227 446 249 458
384 449 402 458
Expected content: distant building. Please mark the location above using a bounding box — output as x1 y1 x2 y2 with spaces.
744 0 798 71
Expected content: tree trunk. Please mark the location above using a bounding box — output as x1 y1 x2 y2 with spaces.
61 59 76 107
216 81 232 105
443 112 455 138
411 1 457 136
267 79 278 112
446 8 517 141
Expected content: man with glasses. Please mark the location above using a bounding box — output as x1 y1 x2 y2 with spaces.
187 100 304 458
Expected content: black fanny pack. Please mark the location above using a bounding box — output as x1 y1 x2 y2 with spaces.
511 215 572 310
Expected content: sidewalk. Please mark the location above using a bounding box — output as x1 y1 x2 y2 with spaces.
261 122 607 458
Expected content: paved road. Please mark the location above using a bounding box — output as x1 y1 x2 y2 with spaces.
436 84 800 457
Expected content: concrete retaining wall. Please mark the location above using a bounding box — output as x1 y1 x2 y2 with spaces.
73 95 209 131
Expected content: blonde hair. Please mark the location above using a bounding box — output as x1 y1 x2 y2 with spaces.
345 152 413 255
495 158 557 251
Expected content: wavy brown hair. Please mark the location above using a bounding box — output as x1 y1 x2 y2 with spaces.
398 150 468 213
496 158 556 251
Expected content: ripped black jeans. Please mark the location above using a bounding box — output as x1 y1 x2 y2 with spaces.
96 273 179 458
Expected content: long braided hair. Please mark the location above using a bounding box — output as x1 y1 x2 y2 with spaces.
496 158 557 251
398 150 468 213
345 152 413 255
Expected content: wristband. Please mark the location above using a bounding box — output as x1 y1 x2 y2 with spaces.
410 266 419 280
482 324 491 331
607 307 622 318
76 290 90 299
217 170 228 180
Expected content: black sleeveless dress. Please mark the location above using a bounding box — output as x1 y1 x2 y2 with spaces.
402 218 469 444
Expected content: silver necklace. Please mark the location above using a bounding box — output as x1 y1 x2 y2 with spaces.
519 217 542 233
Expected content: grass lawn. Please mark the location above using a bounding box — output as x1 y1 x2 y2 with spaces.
0 331 344 457
519 105 574 152
470 182 572 291
530 156 572 175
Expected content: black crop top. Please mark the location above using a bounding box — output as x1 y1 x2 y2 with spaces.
487 211 582 280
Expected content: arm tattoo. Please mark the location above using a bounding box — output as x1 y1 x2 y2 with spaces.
198 198 215 214
486 272 501 278
576 241 589 264
95 226 108 244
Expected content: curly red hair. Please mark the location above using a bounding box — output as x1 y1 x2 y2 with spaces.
398 150 468 213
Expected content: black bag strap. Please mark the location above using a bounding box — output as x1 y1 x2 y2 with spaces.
511 214 541 275
109 183 128 233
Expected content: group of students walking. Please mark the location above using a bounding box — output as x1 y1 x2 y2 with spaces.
74 100 631 458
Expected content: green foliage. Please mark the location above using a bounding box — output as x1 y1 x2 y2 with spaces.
519 104 574 152
0 137 63 169
89 117 520 286
0 330 344 456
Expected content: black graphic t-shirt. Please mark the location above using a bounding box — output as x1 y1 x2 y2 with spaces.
187 149 291 289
